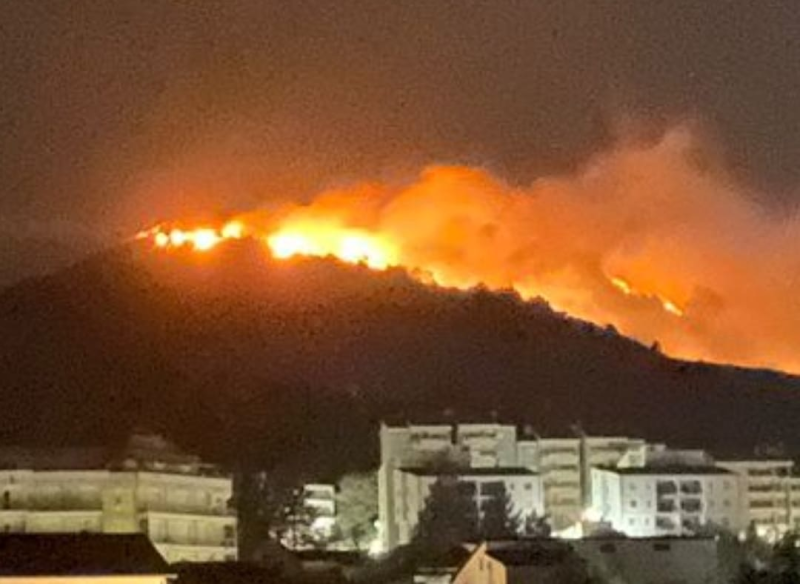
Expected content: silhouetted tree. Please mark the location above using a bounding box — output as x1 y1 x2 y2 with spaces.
479 483 520 539
413 476 479 551
523 511 552 537
335 472 378 551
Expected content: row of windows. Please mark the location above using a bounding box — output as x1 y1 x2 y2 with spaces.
628 497 731 510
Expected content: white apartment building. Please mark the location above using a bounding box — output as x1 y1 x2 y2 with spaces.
591 465 743 537
378 422 529 550
516 435 646 531
0 434 237 563
378 421 648 549
717 458 800 541
281 483 338 549
392 467 544 547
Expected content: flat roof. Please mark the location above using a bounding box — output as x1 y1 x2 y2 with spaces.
400 467 537 477
600 465 732 476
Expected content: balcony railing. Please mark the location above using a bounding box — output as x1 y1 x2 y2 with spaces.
140 503 236 517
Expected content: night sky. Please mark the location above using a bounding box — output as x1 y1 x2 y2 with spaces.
1 1 799 286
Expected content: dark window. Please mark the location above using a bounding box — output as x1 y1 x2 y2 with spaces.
224 525 236 539
653 542 671 552
1 491 9 509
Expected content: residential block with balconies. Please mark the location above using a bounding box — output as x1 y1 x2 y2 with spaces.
0 434 236 563
590 465 743 537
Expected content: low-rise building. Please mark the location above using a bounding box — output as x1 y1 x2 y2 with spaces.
590 465 743 537
573 536 739 584
0 434 237 563
444 540 590 584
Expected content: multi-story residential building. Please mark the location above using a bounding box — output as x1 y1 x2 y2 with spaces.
391 467 544 547
0 434 237 563
378 421 533 550
717 458 798 541
378 421 647 549
516 435 646 532
281 483 338 550
590 465 743 537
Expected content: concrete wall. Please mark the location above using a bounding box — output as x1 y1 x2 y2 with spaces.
573 537 734 584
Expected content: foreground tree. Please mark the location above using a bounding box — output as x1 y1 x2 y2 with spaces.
413 476 479 551
479 483 521 540
335 472 378 552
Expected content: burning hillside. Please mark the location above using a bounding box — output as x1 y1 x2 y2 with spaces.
136 125 800 373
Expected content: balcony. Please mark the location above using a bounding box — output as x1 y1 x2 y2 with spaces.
657 500 677 513
150 535 237 548
680 498 702 514
141 503 236 517
656 481 677 496
656 516 677 531
679 481 702 495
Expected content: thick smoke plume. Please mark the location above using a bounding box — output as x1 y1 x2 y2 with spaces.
236 125 800 372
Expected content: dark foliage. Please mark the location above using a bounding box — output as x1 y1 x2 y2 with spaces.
0 242 799 476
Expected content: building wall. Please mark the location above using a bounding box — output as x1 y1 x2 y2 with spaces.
0 469 236 563
379 423 648 548
573 537 734 584
391 470 544 547
591 469 742 537
517 436 644 532
379 422 519 550
455 425 518 469
718 460 795 541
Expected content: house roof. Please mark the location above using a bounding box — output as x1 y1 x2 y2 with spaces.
399 467 537 477
485 543 573 567
416 546 473 573
0 534 171 576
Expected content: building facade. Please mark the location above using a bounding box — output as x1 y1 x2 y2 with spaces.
391 468 544 547
590 465 743 537
516 435 646 532
378 422 648 549
378 422 533 550
717 459 800 541
573 536 737 584
0 435 237 563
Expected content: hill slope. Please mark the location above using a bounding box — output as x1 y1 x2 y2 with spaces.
0 240 798 473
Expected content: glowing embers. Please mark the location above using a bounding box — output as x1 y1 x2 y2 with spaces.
610 276 684 317
138 221 245 253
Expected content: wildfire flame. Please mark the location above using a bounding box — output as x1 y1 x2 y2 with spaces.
610 276 684 317
132 126 800 373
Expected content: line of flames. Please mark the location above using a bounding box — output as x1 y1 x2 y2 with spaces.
136 221 684 318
